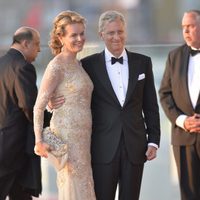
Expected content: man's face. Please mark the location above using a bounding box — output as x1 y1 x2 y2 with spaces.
182 12 200 49
100 18 126 57
26 32 40 63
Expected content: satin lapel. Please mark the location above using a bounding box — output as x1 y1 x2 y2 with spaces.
179 47 194 110
95 51 120 104
194 52 200 111
196 95 200 113
124 51 139 106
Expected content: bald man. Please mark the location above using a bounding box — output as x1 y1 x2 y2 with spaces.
0 27 41 199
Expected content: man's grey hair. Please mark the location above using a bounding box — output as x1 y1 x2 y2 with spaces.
98 10 126 33
186 9 200 16
185 9 200 22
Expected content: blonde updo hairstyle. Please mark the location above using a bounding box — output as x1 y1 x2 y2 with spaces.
49 10 86 55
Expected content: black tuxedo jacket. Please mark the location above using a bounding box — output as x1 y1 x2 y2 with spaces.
0 48 41 196
81 49 160 164
159 44 200 146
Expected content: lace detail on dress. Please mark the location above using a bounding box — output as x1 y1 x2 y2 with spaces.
34 56 96 199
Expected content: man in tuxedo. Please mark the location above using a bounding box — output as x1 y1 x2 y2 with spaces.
50 10 160 200
81 10 160 200
159 10 200 200
0 27 41 199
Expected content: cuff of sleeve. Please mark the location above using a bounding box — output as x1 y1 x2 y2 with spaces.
176 115 188 130
46 105 53 113
148 143 158 149
35 137 42 144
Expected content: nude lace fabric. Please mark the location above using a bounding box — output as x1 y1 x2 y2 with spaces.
34 57 96 200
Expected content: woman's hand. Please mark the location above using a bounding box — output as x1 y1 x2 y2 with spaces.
34 141 50 158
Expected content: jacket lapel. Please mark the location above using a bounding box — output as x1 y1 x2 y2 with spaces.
195 96 200 113
124 51 140 106
192 48 200 112
180 46 194 112
95 51 120 104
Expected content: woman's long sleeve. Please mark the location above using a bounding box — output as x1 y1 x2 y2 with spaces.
34 61 61 143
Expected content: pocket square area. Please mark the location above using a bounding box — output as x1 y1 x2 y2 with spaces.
138 73 145 80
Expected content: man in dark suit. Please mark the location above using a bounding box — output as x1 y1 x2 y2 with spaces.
159 10 200 200
81 10 160 200
0 27 41 199
49 10 160 200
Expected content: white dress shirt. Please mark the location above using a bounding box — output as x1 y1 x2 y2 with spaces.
176 51 200 129
104 48 128 107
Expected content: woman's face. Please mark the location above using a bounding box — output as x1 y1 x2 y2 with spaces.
59 23 85 54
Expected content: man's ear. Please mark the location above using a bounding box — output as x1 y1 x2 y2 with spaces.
99 32 103 40
21 39 29 48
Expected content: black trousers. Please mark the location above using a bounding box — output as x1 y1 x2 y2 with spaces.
173 141 200 200
92 136 144 200
0 171 32 200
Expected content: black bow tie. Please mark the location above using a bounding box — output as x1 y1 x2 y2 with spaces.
111 57 123 64
190 49 200 56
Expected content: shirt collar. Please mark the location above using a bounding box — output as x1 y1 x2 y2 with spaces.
190 46 200 50
105 47 127 63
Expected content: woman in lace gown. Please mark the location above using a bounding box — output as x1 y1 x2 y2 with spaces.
33 11 96 200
